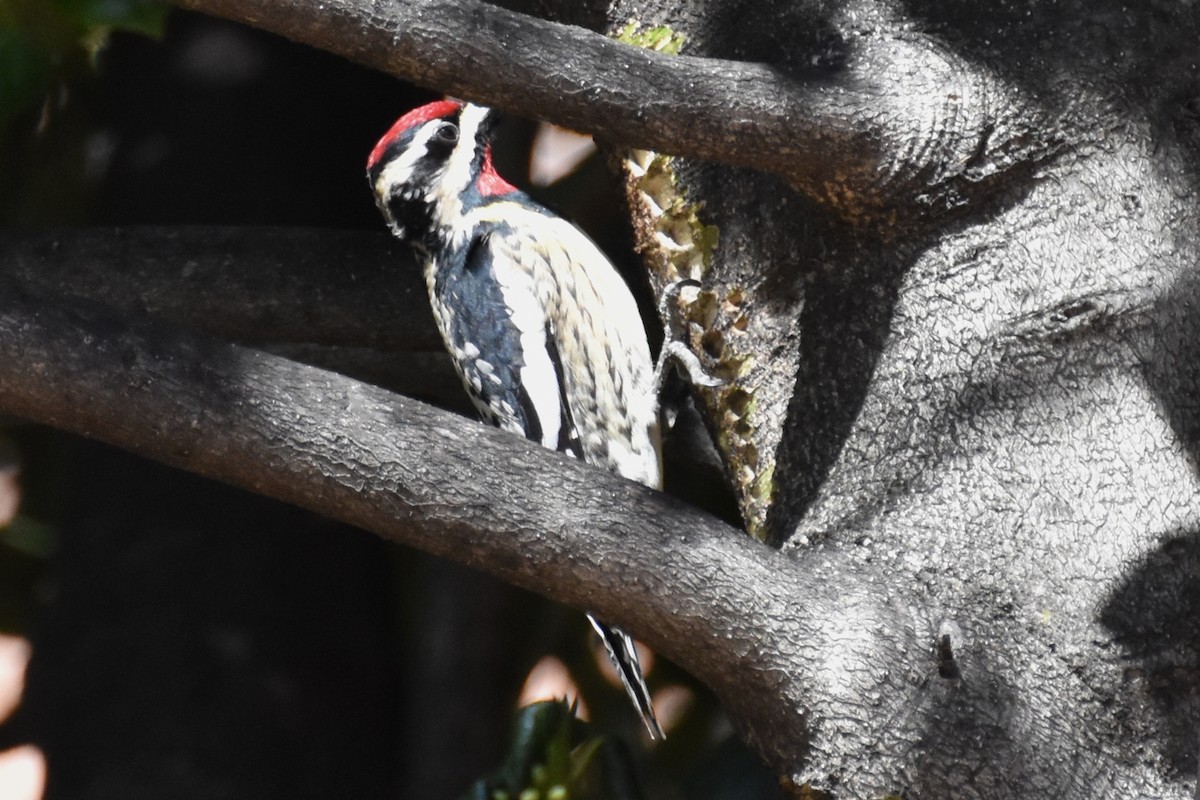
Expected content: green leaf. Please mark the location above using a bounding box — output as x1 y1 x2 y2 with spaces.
0 28 51 127
54 0 168 38
461 700 649 800
615 22 686 55
3 514 58 559
567 738 604 785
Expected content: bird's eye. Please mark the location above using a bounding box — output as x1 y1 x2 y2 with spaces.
435 122 459 143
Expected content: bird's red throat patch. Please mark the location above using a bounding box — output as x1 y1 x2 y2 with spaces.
476 147 517 196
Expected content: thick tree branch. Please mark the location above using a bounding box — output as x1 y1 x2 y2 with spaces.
170 0 1049 219
1 226 437 351
0 227 478 403
0 275 926 780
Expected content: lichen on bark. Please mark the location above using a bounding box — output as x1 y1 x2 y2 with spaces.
611 21 779 539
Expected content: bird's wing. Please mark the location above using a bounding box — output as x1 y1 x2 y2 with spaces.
433 227 581 456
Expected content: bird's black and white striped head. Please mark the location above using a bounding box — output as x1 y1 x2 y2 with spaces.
367 99 516 251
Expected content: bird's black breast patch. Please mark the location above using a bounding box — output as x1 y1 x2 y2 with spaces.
432 227 541 441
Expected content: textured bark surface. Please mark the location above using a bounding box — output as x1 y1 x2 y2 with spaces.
601 1 1200 795
0 227 431 350
170 0 1046 225
0 278 925 792
5 0 1199 796
605 1 1200 796
0 226 484 407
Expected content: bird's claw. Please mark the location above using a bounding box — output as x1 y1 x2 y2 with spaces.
653 279 724 394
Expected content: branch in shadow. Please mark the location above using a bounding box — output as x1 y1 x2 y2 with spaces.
169 0 1051 223
0 277 925 783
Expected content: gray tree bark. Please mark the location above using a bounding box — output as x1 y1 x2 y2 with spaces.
4 0 1198 797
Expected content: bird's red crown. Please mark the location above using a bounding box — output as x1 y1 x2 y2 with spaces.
366 99 463 171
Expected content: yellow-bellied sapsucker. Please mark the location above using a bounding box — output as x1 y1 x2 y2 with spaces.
368 99 665 738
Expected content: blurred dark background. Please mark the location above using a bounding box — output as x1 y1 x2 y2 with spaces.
0 5 770 798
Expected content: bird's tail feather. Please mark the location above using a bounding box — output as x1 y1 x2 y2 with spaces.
587 613 665 740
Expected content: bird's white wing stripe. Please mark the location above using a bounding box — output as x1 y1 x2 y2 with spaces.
464 205 662 487
490 249 562 450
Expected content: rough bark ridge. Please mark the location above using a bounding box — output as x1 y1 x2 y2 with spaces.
4 0 1198 796
0 269 927 797
606 0 1200 795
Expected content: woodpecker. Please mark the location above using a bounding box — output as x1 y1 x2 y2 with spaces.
368 99 665 739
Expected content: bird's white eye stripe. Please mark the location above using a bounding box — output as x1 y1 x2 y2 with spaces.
374 120 443 198
438 103 490 196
